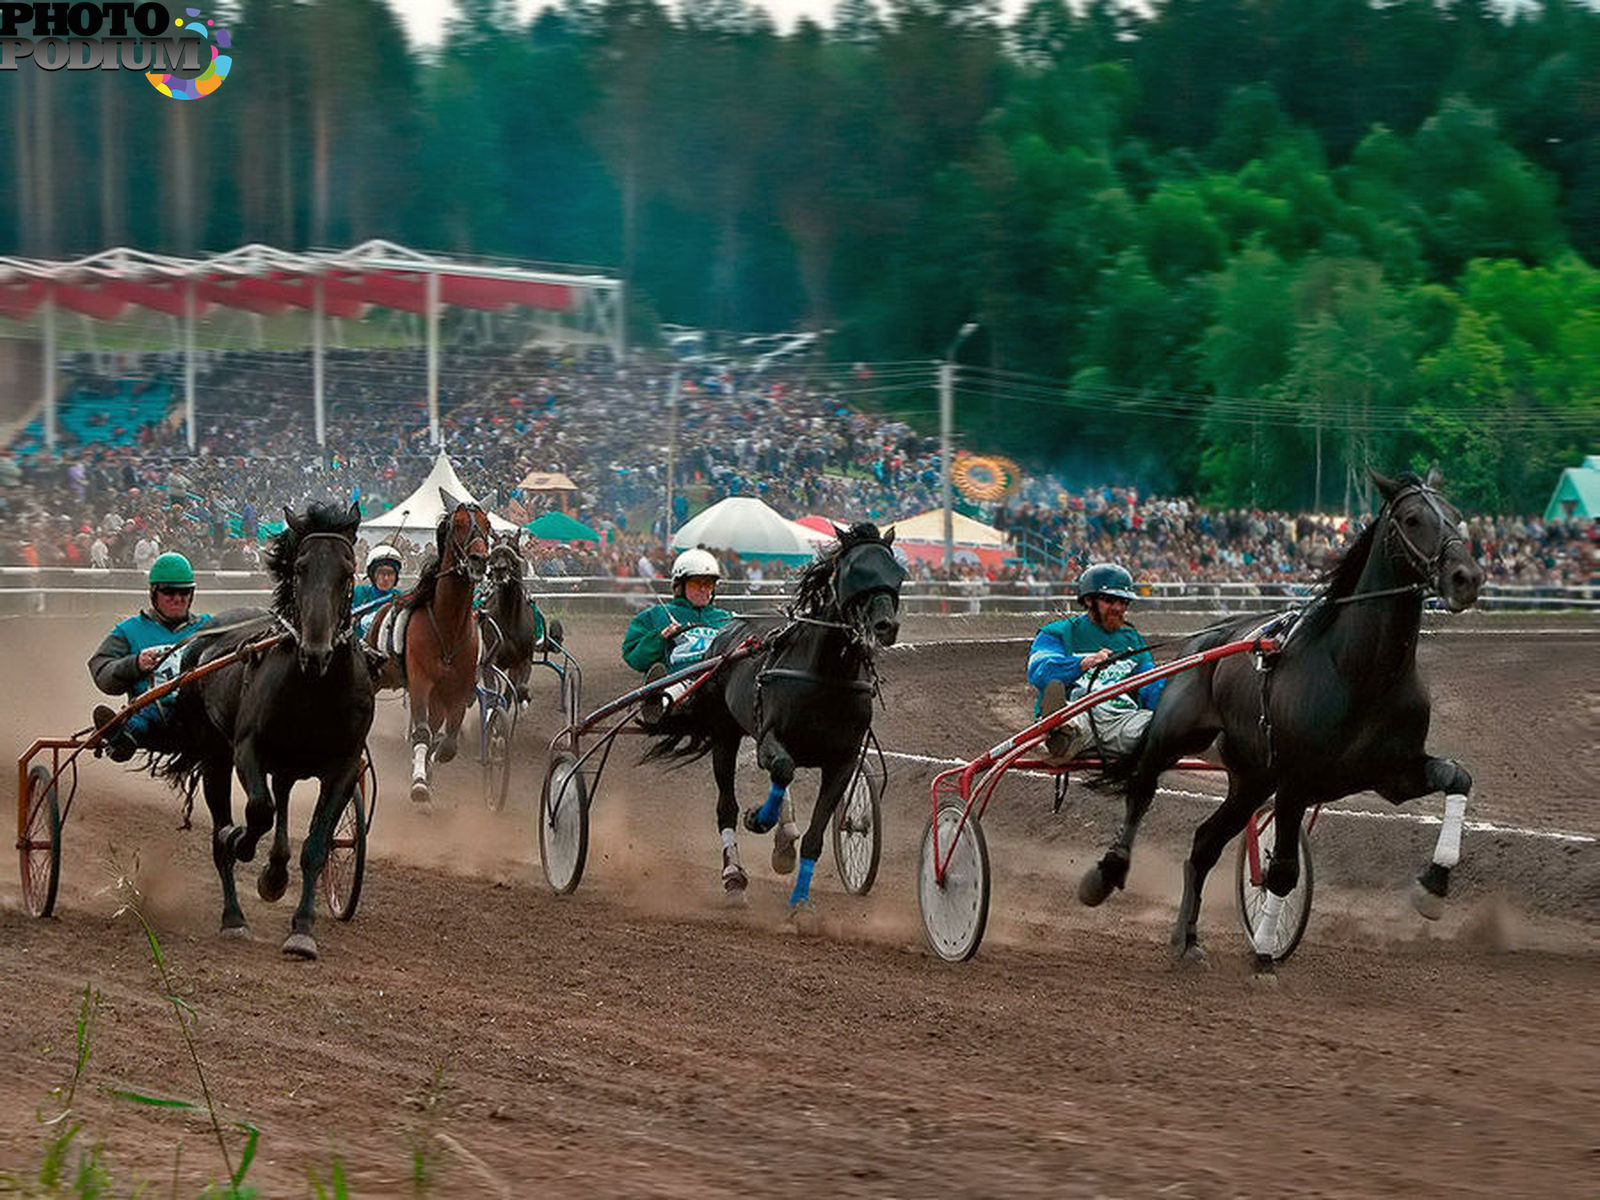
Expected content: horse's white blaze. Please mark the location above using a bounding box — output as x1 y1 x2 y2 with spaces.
1433 793 1468 867
1253 890 1285 956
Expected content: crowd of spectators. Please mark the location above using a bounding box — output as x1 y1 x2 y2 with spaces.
0 346 1591 594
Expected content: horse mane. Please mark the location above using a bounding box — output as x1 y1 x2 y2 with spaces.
1296 469 1425 634
404 517 448 611
790 522 884 618
264 501 358 618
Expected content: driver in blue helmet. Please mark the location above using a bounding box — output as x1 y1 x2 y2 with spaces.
88 551 213 762
1026 562 1164 760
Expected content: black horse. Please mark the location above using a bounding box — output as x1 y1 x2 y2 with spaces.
647 523 906 909
157 500 376 959
478 533 560 703
1077 469 1485 969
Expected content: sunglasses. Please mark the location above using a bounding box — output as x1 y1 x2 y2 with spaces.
154 586 194 598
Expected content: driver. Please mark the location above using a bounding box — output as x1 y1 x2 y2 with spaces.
1026 562 1164 761
353 544 404 636
88 552 213 762
623 548 733 728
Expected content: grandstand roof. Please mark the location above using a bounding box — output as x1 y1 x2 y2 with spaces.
0 239 620 328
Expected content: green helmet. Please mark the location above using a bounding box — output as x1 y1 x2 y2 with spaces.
1076 562 1137 603
148 552 195 588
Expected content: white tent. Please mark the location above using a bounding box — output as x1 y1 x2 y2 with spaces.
359 452 521 541
886 509 1009 547
670 496 828 563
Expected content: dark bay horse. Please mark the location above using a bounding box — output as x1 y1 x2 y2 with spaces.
157 500 375 959
647 523 906 911
478 533 559 704
382 493 491 802
1077 469 1485 970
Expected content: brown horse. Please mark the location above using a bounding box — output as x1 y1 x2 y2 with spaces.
365 491 491 802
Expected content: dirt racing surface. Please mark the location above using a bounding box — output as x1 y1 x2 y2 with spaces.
1 610 1595 1197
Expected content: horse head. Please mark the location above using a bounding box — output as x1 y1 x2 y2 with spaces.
437 489 491 583
1371 468 1484 612
829 522 907 648
278 500 361 676
484 533 525 592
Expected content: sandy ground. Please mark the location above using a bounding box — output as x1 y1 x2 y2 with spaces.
0 610 1595 1197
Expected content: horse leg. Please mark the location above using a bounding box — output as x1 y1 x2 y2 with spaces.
223 739 276 866
256 773 296 903
787 759 852 917
435 688 467 764
1078 765 1160 906
1382 755 1473 920
711 734 747 893
408 679 434 801
1247 795 1311 976
746 731 799 873
283 760 362 961
204 755 249 937
1171 774 1270 962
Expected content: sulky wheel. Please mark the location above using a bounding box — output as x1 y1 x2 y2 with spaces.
1234 802 1315 962
322 774 369 921
558 663 582 727
831 766 882 896
19 764 62 918
918 804 990 963
482 706 513 813
539 751 589 894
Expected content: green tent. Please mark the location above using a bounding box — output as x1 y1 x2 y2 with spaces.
1544 456 1600 522
523 511 601 543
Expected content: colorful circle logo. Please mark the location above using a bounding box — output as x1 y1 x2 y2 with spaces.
147 7 232 100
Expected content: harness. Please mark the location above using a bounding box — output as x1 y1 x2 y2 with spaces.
283 530 359 648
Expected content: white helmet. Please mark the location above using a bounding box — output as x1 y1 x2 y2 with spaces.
671 548 722 583
365 544 403 580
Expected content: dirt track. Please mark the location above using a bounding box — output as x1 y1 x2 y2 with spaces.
1 611 1595 1197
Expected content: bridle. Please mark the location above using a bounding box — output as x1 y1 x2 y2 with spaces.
439 505 491 579
284 530 357 644
1383 483 1469 587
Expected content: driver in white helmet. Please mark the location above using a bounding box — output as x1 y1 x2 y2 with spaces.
624 547 734 728
1027 561 1165 761
352 544 404 637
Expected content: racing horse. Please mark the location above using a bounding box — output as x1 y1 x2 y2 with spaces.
374 492 491 802
1077 469 1485 970
478 532 561 704
156 500 375 958
647 522 906 911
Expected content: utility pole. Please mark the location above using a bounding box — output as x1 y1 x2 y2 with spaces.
941 322 979 576
665 368 680 549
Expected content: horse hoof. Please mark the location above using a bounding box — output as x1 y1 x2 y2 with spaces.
282 932 319 960
219 923 251 941
436 739 458 765
257 862 289 903
722 865 748 893
1410 879 1446 921
787 900 820 934
771 824 799 875
410 779 431 805
1077 866 1112 907
1252 954 1279 983
1172 940 1209 966
742 808 775 835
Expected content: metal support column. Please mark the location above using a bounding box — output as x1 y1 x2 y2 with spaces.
426 270 440 448
312 275 325 447
184 279 196 452
41 289 56 452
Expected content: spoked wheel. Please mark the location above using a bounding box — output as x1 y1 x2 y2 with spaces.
1234 802 1315 962
558 662 581 727
832 767 882 896
539 751 589 894
19 764 62 918
482 706 512 813
918 804 990 962
322 771 369 921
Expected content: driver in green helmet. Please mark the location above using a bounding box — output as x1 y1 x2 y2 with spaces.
1026 562 1165 761
88 551 213 762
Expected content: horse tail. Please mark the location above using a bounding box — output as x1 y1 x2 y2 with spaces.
639 724 717 766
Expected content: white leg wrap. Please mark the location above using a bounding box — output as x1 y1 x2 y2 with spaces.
1253 890 1285 956
720 827 737 851
411 742 429 782
664 680 691 705
1433 793 1468 868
